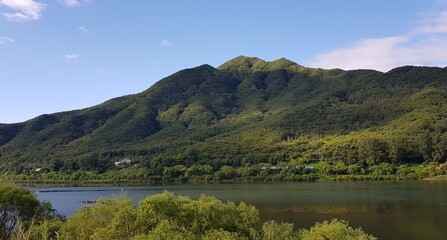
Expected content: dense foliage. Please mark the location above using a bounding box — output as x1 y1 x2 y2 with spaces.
0 185 59 239
1 56 447 181
19 191 375 240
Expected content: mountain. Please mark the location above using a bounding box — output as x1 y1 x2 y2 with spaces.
1 56 447 175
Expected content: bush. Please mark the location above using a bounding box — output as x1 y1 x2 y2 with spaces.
9 190 376 240
298 219 376 240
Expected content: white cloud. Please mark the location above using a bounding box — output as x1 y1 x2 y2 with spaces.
78 26 89 33
151 60 163 65
64 54 79 60
308 37 410 71
97 68 109 74
0 0 45 21
160 39 173 47
59 0 79 7
308 10 447 72
412 11 447 35
59 0 91 7
0 36 14 44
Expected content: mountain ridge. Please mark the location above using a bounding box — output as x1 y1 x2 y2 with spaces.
1 56 447 175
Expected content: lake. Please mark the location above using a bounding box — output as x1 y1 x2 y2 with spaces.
30 181 447 240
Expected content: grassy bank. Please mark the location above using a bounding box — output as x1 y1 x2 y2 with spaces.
422 175 447 181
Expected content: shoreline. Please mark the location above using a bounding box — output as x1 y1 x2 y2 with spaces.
1 176 445 187
420 175 447 181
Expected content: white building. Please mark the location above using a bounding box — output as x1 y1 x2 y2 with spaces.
114 158 132 168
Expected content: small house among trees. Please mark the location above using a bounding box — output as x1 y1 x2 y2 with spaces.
114 158 132 168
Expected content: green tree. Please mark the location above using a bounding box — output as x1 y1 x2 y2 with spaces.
215 166 238 180
262 220 297 240
389 137 411 164
59 196 135 240
202 229 245 240
28 219 64 240
185 164 213 178
358 138 389 165
136 220 195 240
0 185 56 240
368 163 395 176
298 219 376 240
163 165 187 179
137 192 259 238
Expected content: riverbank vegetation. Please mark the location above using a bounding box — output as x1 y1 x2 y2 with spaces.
0 162 445 184
1 185 376 240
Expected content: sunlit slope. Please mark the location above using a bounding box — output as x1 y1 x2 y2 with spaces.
1 56 446 171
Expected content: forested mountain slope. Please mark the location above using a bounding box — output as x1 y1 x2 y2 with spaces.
1 56 447 176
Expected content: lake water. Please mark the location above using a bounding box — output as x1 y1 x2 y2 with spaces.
29 181 447 240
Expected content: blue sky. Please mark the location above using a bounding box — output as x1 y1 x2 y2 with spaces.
1 0 447 123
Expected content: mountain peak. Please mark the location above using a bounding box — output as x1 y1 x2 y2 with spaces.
218 56 301 73
217 56 265 72
272 57 297 67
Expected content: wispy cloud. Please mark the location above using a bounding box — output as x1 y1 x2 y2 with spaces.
151 60 163 65
78 26 89 33
0 0 45 21
64 54 79 60
59 0 91 7
412 11 447 35
97 68 109 74
160 39 173 47
308 10 447 72
0 36 14 44
59 0 79 7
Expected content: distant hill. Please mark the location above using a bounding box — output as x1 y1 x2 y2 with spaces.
1 56 447 175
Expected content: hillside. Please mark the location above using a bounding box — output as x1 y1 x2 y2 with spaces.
1 56 447 180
